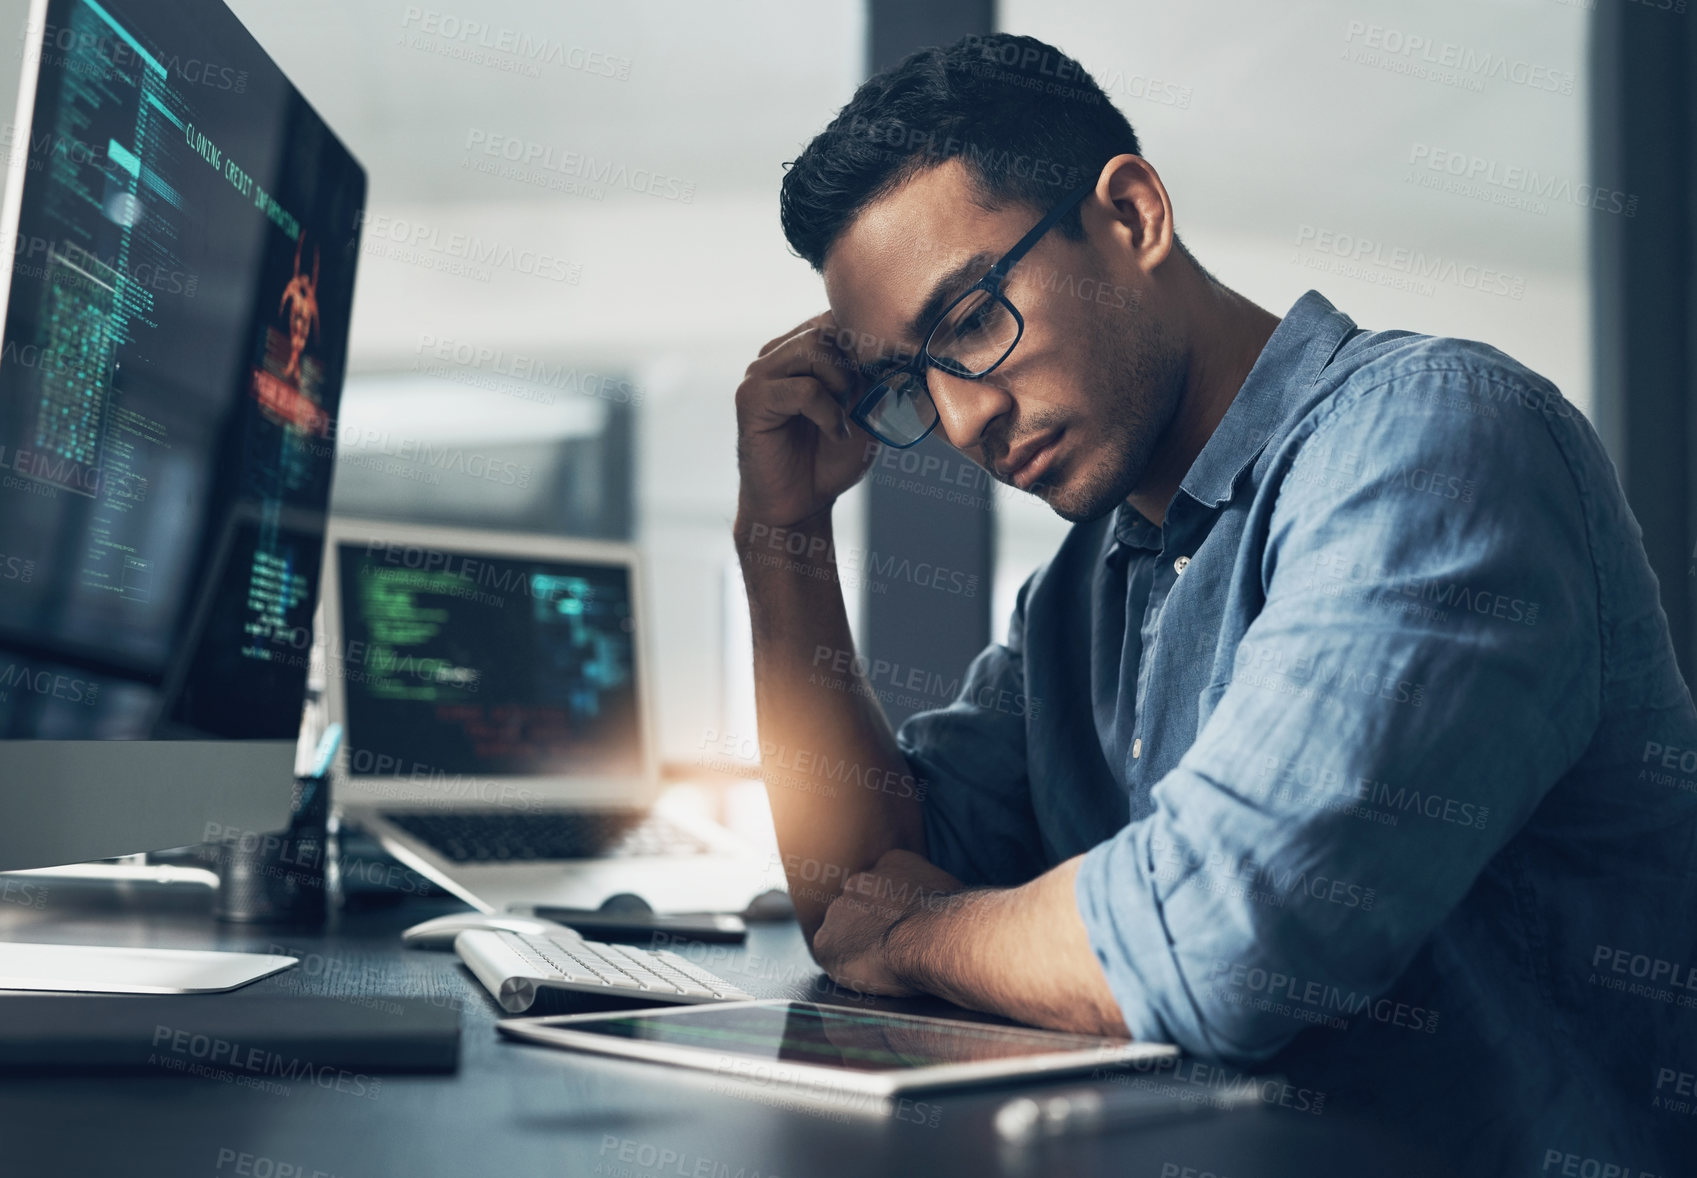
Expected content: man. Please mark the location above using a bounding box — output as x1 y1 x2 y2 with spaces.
733 33 1696 1177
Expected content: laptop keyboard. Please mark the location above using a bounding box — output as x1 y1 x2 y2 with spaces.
382 809 714 863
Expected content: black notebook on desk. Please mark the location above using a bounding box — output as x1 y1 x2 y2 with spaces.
0 995 460 1073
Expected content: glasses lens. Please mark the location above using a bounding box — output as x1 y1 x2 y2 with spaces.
927 289 1020 376
862 369 937 446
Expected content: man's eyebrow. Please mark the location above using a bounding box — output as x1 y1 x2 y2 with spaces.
907 251 995 343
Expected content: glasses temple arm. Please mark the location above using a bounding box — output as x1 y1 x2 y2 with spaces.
984 181 1097 283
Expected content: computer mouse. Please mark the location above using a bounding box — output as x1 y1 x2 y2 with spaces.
741 889 794 921
400 912 573 950
596 892 654 914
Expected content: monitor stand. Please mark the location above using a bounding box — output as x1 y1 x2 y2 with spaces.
0 942 297 993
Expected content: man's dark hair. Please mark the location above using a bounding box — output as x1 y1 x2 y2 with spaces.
780 34 1145 272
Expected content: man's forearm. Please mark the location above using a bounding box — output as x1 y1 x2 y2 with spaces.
736 510 925 939
885 856 1128 1037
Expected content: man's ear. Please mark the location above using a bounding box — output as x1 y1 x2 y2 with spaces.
1086 154 1175 273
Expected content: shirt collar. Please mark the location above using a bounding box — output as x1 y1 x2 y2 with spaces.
1177 290 1356 511
1105 503 1162 566
1099 290 1356 570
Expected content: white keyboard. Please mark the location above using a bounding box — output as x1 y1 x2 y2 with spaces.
454 926 754 1014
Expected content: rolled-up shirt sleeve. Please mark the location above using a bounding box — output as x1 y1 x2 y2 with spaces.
1077 366 1602 1063
899 579 1050 889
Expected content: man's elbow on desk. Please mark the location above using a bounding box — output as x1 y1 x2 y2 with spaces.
808 848 1131 1039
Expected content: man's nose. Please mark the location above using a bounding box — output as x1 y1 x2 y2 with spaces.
929 369 1011 453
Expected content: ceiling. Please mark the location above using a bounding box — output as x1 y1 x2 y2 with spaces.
223 0 866 207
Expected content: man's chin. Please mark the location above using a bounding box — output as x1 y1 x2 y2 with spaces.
1029 467 1134 524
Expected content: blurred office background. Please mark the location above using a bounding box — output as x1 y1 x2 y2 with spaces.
225 0 1693 775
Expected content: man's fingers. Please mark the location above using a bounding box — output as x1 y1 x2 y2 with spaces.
803 337 861 400
742 376 850 441
748 330 861 400
757 310 835 359
756 325 806 360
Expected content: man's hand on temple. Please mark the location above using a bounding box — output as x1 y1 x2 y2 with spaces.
811 848 965 997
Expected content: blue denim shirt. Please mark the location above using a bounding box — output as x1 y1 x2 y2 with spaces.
900 291 1697 1177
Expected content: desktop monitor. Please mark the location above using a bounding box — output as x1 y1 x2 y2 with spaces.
319 519 659 813
0 0 365 882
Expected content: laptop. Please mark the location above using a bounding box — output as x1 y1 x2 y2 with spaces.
319 517 775 916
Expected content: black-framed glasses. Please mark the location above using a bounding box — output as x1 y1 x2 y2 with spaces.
848 180 1096 449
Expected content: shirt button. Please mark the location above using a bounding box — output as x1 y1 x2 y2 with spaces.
1173 555 1191 575
1132 738 1142 759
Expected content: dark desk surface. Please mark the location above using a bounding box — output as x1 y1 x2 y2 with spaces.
0 881 1454 1178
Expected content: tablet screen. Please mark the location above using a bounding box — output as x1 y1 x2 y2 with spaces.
553 1001 1123 1073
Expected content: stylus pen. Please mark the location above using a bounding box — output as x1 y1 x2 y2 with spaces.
994 1077 1262 1145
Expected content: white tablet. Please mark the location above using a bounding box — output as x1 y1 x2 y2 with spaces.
497 1000 1177 1097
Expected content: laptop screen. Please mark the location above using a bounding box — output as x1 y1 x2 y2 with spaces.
334 539 642 782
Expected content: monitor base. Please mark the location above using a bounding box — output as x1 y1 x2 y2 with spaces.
0 942 296 994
